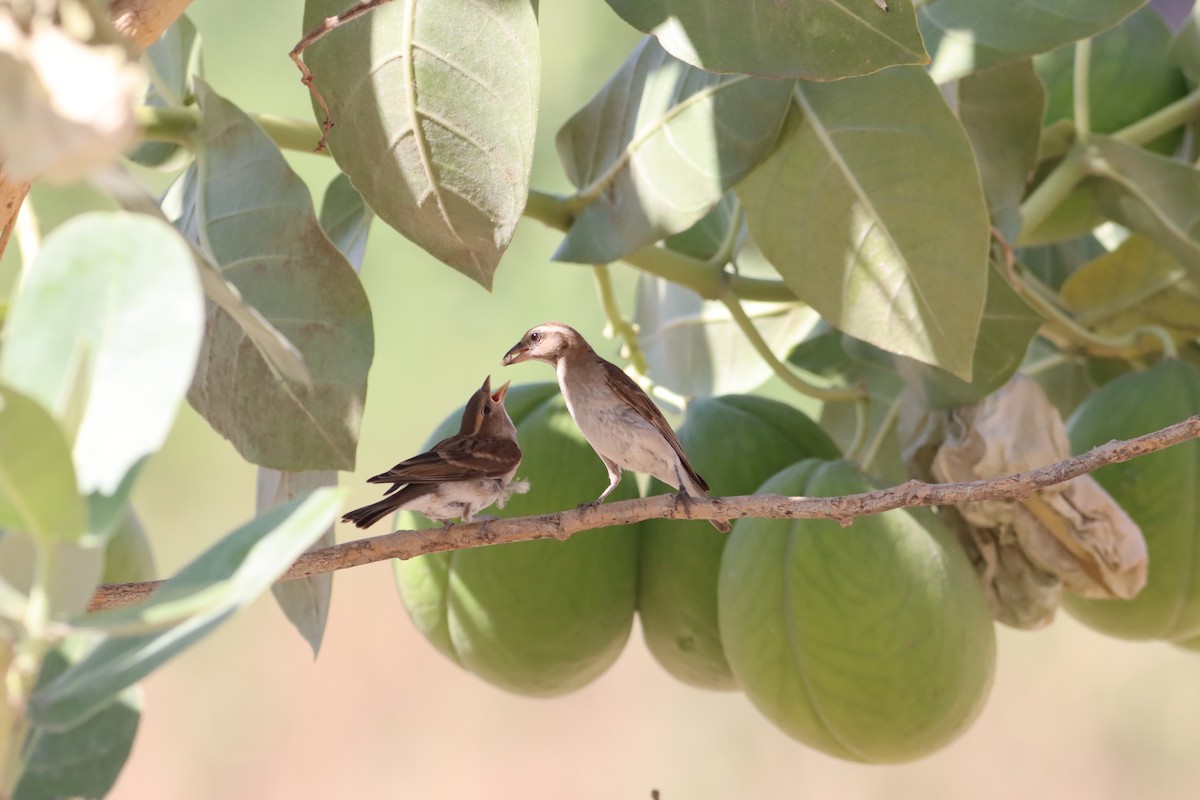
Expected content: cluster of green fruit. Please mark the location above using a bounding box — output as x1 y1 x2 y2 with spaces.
391 360 1198 763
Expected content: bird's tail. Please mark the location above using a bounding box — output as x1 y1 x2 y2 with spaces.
341 496 401 530
677 467 731 534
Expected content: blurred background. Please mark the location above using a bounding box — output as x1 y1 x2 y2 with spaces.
6 0 1200 796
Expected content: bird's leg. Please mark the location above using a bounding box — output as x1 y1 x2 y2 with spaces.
582 457 623 508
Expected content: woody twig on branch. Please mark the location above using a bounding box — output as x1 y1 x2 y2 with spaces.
87 415 1200 612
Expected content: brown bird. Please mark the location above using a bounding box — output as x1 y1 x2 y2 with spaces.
341 376 529 529
502 322 730 533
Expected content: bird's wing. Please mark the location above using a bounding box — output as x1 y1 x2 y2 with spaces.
367 436 521 484
600 359 710 493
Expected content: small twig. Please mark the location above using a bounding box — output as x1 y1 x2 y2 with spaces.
289 0 394 152
592 263 648 375
86 416 1200 612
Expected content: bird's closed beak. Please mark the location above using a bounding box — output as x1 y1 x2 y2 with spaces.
492 380 511 403
479 375 492 395
503 342 530 366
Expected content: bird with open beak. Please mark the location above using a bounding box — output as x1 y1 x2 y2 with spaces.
503 322 730 533
341 376 529 530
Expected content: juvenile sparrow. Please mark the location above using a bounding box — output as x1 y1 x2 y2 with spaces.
341 376 529 529
502 322 730 532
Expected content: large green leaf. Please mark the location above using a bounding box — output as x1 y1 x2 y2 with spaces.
161 162 311 389
0 212 203 495
1090 135 1200 281
897 264 1042 408
604 0 927 79
14 645 140 800
554 37 791 264
1169 2 1200 86
28 488 345 731
739 68 990 380
0 387 83 543
920 0 1147 82
183 81 373 471
129 14 201 169
958 60 1044 241
259 469 334 658
300 0 539 288
1060 234 1200 350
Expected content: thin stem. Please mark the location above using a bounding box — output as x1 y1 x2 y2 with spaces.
716 283 864 404
857 393 901 473
1073 39 1092 143
1113 86 1200 147
592 264 648 375
1016 148 1088 244
1011 262 1176 357
522 190 797 302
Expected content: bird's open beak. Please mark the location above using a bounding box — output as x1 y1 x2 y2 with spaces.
502 342 530 366
492 380 511 403
479 375 492 394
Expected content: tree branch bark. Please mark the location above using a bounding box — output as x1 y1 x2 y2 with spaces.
86 415 1200 612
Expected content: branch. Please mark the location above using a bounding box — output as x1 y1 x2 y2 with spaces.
87 415 1200 612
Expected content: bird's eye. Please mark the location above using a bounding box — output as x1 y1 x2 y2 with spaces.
530 331 541 343
483 405 492 415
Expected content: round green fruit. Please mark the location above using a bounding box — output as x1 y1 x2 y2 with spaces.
1063 359 1200 640
394 383 640 696
719 459 996 762
638 395 840 690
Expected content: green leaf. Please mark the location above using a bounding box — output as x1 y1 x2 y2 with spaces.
958 60 1044 241
0 212 204 495
1060 234 1200 350
129 14 202 169
184 81 374 471
604 0 928 79
920 0 1146 82
28 487 345 731
319 173 373 270
0 387 83 542
301 0 540 288
1090 135 1200 281
1017 235 1108 290
162 162 312 388
15 645 141 800
739 68 990 380
634 275 819 397
897 264 1042 408
258 469 334 658
662 191 742 261
0 535 103 617
554 37 791 264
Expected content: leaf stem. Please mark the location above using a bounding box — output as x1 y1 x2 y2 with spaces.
1113 86 1200 147
1072 39 1092 143
592 263 648 375
856 392 901 473
1016 147 1087 244
715 282 865 405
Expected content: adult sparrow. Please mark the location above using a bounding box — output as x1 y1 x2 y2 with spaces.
341 376 529 529
502 322 729 532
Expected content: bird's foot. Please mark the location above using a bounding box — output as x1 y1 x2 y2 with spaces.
577 498 603 510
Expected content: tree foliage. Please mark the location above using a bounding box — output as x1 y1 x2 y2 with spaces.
1 0 1199 793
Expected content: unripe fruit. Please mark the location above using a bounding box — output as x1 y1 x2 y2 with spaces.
638 396 839 690
1063 359 1200 640
719 459 996 762
394 383 640 696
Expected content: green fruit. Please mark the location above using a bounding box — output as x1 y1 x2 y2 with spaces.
1063 359 1200 640
638 396 840 690
719 459 996 762
394 383 640 696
